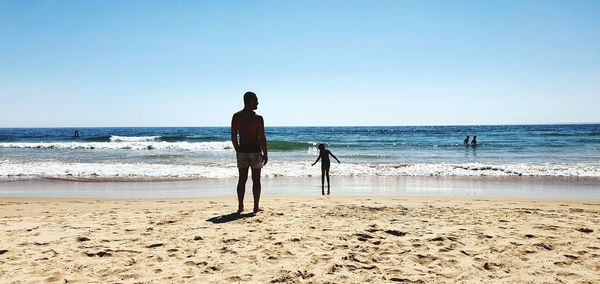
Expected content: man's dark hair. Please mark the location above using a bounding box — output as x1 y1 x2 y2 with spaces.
244 91 257 105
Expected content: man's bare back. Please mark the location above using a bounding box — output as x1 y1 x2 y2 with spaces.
231 92 268 213
231 110 264 153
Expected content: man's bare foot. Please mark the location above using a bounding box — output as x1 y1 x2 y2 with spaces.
253 207 263 213
237 206 244 213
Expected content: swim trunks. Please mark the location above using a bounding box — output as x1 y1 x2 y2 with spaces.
236 152 263 169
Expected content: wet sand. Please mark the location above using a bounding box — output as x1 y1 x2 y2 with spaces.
2 176 600 199
0 196 598 283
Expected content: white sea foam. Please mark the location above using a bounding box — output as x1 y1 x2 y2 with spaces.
109 136 161 142
0 141 233 151
0 160 598 179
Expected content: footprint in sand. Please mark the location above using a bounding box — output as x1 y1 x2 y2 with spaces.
576 228 593 233
389 277 424 283
222 238 239 244
203 264 221 273
430 236 444 242
184 260 204 267
439 246 455 253
45 272 64 282
77 236 90 242
385 229 407 237
356 233 374 242
483 262 502 271
42 249 59 257
415 254 437 265
91 250 112 257
535 243 553 251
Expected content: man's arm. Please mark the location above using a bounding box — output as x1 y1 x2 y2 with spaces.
258 116 268 165
230 114 239 152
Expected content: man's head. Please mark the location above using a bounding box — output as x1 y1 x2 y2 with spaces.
243 91 258 110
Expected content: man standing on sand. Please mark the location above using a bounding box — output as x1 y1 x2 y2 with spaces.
231 92 268 213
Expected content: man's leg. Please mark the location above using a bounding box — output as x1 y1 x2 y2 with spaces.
237 167 249 213
251 168 261 213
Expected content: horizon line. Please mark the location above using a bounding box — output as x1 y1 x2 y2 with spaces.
0 122 599 129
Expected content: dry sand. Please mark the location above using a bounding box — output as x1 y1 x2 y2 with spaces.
0 196 598 283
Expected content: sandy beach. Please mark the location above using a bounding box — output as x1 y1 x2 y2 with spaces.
0 195 598 283
2 0 599 283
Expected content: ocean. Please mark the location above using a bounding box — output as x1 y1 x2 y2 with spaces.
1 124 599 181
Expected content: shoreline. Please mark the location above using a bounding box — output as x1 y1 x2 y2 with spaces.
1 194 600 206
2 174 600 183
1 175 599 200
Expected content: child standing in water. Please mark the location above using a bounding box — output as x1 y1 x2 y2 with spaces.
311 143 341 195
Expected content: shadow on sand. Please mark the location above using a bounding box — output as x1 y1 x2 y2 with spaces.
206 212 256 224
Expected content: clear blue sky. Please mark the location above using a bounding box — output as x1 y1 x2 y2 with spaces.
1 0 599 127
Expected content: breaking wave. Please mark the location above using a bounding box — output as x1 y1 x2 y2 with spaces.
1 161 598 180
0 141 234 151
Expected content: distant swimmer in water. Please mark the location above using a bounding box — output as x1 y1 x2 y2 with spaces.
311 143 341 195
471 136 477 146
74 130 80 138
463 136 470 145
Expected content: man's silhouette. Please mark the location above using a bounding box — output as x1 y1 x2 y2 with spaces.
231 92 268 213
